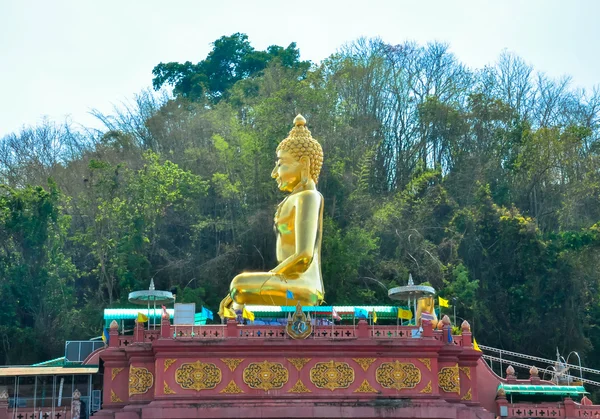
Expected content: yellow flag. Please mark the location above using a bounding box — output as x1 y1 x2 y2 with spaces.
372 309 378 324
473 338 482 352
242 306 255 322
223 307 236 319
438 296 450 308
137 312 149 323
397 307 413 320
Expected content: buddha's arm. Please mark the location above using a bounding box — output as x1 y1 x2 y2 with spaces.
270 191 322 277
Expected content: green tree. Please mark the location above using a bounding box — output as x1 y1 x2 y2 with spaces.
152 33 310 102
0 183 80 364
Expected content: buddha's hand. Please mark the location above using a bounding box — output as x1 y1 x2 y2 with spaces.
268 271 287 283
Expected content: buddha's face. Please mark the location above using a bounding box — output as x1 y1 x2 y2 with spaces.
271 150 305 192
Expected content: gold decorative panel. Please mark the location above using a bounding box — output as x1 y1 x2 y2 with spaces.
438 364 460 394
420 381 432 394
164 359 176 372
287 358 311 371
310 361 355 391
220 380 244 394
462 387 472 401
110 389 122 403
288 379 311 393
129 366 154 396
418 358 432 371
354 379 378 393
459 366 471 379
353 358 376 372
175 361 222 391
163 381 176 395
111 367 123 381
221 358 244 372
243 361 289 391
376 361 421 390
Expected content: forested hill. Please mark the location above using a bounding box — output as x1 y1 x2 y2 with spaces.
1 33 599 371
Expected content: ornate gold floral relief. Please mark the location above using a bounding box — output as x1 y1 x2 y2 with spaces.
375 361 421 390
418 358 432 371
438 364 460 394
163 381 176 395
175 361 222 391
111 367 124 381
459 366 471 380
309 361 355 391
288 379 311 393
287 358 311 371
352 358 376 372
220 380 244 394
420 381 432 394
243 361 289 391
128 366 154 396
164 359 177 372
354 379 378 393
462 387 472 401
110 389 122 403
221 358 244 372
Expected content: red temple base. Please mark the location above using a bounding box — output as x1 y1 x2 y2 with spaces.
96 319 495 419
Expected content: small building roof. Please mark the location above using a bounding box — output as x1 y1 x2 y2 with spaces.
0 366 98 377
246 305 409 320
498 384 589 396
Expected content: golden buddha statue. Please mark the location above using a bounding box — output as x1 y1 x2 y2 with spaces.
416 296 439 328
218 115 325 318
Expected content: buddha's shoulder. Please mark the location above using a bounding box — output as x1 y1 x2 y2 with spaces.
285 189 323 206
293 189 323 200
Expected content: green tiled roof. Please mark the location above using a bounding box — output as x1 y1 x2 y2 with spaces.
246 305 412 320
498 384 588 396
31 357 65 367
104 308 208 326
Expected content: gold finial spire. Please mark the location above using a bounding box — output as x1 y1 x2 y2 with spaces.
294 114 306 127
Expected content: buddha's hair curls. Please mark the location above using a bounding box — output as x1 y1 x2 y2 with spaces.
277 119 323 182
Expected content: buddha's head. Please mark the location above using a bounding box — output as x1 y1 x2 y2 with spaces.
272 115 324 192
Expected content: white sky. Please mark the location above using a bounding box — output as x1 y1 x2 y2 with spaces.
1 0 599 137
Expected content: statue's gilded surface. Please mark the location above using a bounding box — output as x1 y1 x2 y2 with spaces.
219 115 325 318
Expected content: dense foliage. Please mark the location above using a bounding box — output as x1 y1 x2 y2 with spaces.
1 35 599 380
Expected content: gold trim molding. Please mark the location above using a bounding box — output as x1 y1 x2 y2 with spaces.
110 389 122 403
459 366 471 379
352 358 376 372
438 364 460 394
310 361 355 391
243 361 289 391
175 361 222 391
376 361 421 390
163 381 176 395
462 387 472 401
221 358 244 372
164 359 176 372
287 358 311 371
418 358 432 371
420 381 432 394
354 379 378 393
288 379 311 393
128 366 154 396
220 380 244 394
111 367 123 381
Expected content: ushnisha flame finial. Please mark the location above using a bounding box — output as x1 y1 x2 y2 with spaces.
293 114 306 126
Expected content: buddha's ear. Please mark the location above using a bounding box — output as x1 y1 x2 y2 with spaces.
299 156 310 184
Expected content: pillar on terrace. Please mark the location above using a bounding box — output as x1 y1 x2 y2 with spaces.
71 389 82 419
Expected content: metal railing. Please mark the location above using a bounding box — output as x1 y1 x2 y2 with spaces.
481 354 600 388
480 345 600 378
